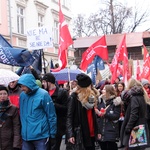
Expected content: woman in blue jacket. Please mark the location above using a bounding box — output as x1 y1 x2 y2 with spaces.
18 74 57 150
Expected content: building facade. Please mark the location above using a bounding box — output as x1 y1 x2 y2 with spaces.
0 0 74 71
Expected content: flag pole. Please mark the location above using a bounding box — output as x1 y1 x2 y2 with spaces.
41 49 46 74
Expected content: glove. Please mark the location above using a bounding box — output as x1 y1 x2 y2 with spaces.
125 128 131 134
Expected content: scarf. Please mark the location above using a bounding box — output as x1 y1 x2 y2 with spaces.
0 100 10 123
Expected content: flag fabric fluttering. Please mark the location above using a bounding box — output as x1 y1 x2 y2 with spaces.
0 47 34 67
136 60 141 80
0 34 34 67
116 63 123 77
87 56 105 85
110 34 130 83
94 55 105 73
87 56 105 73
80 35 108 72
140 45 150 80
122 40 130 84
15 50 42 75
51 0 73 72
0 34 13 47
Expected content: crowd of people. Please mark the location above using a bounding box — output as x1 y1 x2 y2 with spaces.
1 67 150 150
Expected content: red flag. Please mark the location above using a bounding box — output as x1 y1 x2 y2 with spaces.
140 45 150 79
51 0 73 72
110 34 129 83
136 60 141 80
117 63 123 77
123 40 131 83
110 35 125 83
80 35 108 71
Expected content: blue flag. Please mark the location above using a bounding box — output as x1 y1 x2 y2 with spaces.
0 46 34 66
0 34 34 67
31 50 42 74
87 56 105 85
94 56 105 72
0 34 12 47
16 50 42 75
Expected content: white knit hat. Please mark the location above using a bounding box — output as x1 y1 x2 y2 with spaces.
141 78 149 86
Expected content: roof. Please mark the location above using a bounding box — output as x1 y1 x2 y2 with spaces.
73 32 150 49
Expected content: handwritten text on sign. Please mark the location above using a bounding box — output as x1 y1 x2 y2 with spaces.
27 26 53 50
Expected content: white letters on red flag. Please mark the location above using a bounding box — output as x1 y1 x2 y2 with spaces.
80 35 108 71
140 45 150 79
51 0 73 72
136 60 141 80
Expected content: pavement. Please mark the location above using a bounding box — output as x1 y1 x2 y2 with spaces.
60 139 150 150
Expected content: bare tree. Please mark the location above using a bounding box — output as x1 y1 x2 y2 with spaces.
72 0 150 37
72 14 89 37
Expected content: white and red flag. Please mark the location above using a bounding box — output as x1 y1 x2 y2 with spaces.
51 0 73 72
140 45 150 80
80 35 108 71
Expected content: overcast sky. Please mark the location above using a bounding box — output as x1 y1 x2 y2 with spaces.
71 0 150 32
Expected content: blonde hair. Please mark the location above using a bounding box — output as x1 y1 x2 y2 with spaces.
76 85 99 106
127 78 150 105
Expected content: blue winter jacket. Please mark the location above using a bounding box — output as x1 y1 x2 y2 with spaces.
18 74 57 141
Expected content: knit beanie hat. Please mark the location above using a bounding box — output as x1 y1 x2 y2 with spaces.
141 78 149 86
0 85 8 93
76 73 92 88
42 73 55 84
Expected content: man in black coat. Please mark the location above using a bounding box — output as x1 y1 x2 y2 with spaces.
42 73 69 150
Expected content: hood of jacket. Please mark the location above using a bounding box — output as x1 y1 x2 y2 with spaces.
121 85 144 105
129 85 144 96
105 95 122 106
18 74 39 93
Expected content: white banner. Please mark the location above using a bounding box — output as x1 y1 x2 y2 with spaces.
27 26 53 50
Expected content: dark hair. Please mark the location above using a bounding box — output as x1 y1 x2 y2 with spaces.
116 81 125 96
0 85 9 94
42 73 56 84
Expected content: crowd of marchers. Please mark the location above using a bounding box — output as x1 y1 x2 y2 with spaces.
1 68 150 150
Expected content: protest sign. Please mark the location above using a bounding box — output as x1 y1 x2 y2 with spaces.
27 26 53 50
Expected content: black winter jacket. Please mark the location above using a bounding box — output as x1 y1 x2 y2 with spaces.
97 96 122 142
51 86 69 135
66 93 99 147
120 86 148 146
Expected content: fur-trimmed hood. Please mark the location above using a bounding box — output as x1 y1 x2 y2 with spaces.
98 94 122 106
113 96 122 106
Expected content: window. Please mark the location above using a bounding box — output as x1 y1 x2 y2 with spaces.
62 0 70 8
53 20 59 44
17 5 25 34
38 14 44 27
